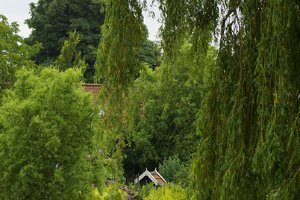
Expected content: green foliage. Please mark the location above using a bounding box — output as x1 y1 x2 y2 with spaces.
96 0 145 90
26 0 105 82
138 39 161 70
0 68 96 199
158 0 217 58
90 184 127 200
252 1 300 198
158 155 187 186
1 1 295 200
92 107 126 183
0 15 40 92
100 0 300 199
123 43 214 174
159 156 181 183
184 0 300 200
143 184 187 200
95 0 146 181
101 184 127 200
55 31 87 72
135 183 156 199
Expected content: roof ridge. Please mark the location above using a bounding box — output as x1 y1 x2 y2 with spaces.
154 168 167 183
134 168 167 186
134 169 159 185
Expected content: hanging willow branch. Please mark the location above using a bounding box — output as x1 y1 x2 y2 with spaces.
186 0 300 199
158 0 218 58
96 0 299 197
96 0 145 91
95 0 146 180
150 0 300 199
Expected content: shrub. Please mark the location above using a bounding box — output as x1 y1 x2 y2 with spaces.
144 184 187 200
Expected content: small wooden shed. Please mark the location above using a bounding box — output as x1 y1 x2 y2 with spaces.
134 168 167 186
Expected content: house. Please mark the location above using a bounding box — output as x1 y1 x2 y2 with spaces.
134 168 167 186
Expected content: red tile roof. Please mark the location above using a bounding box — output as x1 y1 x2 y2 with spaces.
82 83 101 101
151 171 166 186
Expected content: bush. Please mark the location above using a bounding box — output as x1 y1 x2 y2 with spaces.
100 185 127 200
87 184 128 200
158 155 189 186
143 184 187 200
134 183 156 200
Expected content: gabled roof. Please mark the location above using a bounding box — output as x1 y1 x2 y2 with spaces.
134 168 167 186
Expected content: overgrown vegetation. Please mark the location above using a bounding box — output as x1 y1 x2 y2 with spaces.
0 0 299 199
143 184 187 200
123 43 215 178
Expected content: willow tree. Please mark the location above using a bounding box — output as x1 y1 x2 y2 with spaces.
159 1 300 199
105 0 298 198
96 0 299 198
95 0 145 180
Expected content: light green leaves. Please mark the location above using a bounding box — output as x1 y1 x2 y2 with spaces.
0 68 95 199
0 15 40 92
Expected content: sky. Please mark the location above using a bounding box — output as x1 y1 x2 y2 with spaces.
0 0 161 41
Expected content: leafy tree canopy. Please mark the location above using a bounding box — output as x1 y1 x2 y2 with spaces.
0 68 96 199
158 155 186 184
123 43 216 175
26 0 105 82
0 15 40 93
138 39 161 70
55 31 87 72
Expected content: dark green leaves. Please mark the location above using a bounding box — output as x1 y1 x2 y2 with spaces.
26 0 105 82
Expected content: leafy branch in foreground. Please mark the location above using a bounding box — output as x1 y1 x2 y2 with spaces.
95 0 146 181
